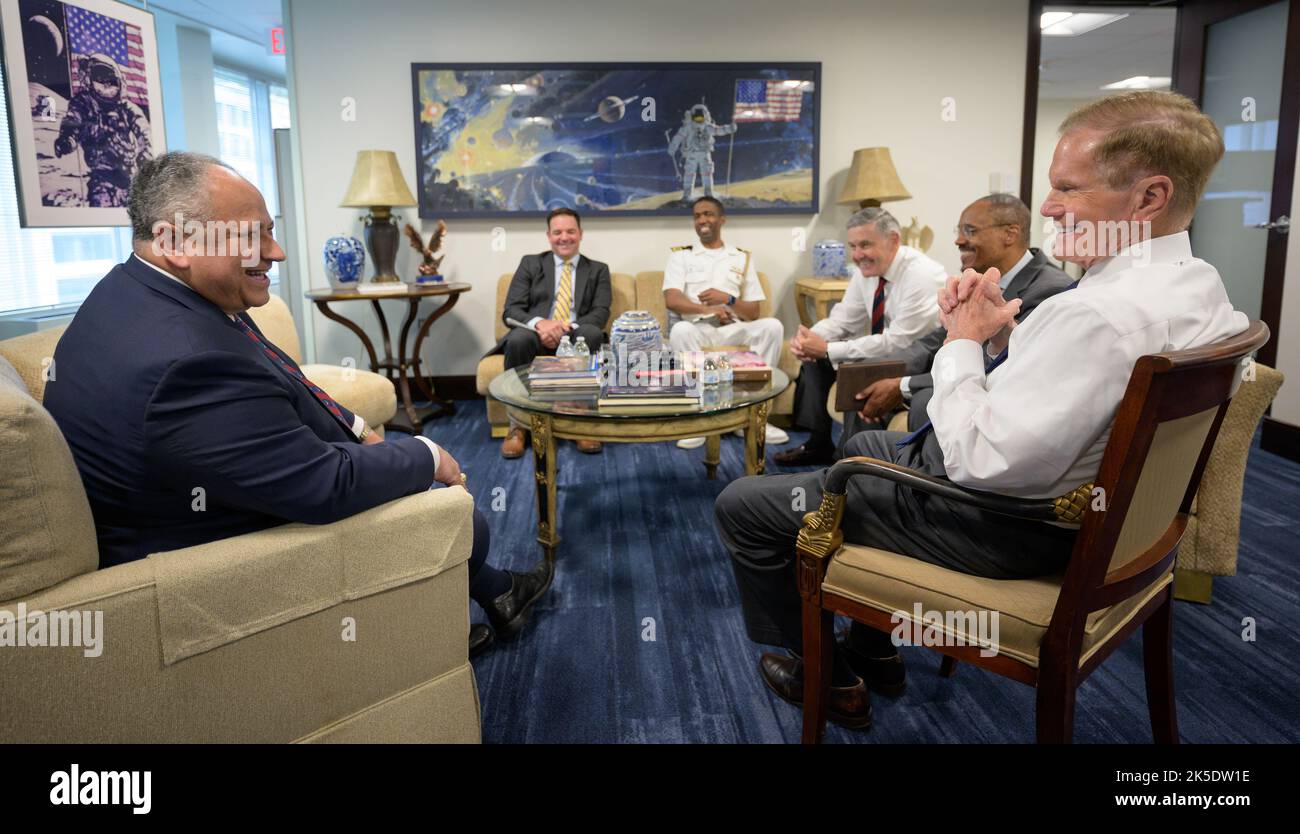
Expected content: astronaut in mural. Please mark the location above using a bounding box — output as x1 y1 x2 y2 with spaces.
667 103 736 200
54 53 152 207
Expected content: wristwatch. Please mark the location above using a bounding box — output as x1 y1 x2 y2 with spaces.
358 424 373 443
728 294 736 305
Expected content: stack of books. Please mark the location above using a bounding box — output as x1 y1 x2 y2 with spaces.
678 350 773 383
597 383 701 410
527 357 600 400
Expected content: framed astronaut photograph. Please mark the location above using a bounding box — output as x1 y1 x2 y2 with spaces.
0 0 165 227
410 62 820 218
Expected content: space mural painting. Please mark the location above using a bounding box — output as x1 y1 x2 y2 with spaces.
409 63 820 218
0 0 166 227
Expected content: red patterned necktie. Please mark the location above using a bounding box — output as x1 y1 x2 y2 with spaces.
233 315 349 429
870 277 888 335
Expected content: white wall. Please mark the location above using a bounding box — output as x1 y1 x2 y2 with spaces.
284 0 1029 376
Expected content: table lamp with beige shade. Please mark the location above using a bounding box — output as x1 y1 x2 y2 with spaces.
340 150 418 283
836 146 932 252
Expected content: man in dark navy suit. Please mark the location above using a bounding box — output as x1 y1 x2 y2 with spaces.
44 152 545 657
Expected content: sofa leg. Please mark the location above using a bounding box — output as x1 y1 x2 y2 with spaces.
1173 568 1213 604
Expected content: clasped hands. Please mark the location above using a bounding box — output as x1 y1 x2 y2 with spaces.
789 325 828 362
535 318 574 349
697 289 736 324
939 267 1020 354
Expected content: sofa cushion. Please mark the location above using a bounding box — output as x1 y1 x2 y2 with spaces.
0 355 98 599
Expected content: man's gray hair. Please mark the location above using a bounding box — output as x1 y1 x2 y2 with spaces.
976 193 1031 245
127 151 233 241
845 207 901 238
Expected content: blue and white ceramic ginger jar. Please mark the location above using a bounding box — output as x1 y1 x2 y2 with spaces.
324 235 366 289
610 310 662 361
812 239 847 277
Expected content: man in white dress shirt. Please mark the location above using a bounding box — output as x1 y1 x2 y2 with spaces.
665 196 789 449
776 207 945 465
714 91 1249 729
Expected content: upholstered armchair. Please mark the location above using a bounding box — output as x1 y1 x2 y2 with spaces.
0 328 480 743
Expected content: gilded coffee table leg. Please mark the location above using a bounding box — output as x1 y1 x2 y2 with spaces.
744 401 771 476
703 434 721 480
530 413 559 563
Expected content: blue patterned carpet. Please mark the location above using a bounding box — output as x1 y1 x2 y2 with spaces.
415 400 1300 744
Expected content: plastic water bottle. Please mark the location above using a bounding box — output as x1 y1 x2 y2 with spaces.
557 335 574 357
574 336 590 362
717 353 734 385
701 355 720 388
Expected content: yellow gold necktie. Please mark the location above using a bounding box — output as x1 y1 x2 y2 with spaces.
553 260 573 323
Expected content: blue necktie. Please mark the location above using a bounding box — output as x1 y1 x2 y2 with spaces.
896 280 1077 449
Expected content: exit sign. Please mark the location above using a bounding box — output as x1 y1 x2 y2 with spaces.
270 27 285 55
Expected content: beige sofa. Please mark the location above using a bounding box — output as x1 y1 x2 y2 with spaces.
828 363 1285 603
476 271 637 437
0 326 480 743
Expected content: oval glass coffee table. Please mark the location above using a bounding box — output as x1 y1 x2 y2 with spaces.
489 366 789 562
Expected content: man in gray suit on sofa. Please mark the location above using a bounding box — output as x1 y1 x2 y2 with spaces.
490 207 612 458
834 194 1073 458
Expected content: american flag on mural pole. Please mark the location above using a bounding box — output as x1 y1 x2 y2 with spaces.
733 79 804 123
64 3 150 111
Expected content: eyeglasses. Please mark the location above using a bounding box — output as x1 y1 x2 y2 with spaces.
954 223 1014 238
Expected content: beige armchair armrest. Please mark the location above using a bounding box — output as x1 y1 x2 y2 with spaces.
1 488 480 743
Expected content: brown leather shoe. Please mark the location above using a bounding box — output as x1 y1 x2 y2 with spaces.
759 652 872 730
773 443 836 466
575 440 602 454
500 427 528 459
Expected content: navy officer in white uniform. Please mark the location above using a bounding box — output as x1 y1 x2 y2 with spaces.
664 195 788 449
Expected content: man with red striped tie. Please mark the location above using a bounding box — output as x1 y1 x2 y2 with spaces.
778 208 945 466
46 152 550 659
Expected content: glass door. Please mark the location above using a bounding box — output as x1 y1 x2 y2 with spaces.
1174 0 1298 371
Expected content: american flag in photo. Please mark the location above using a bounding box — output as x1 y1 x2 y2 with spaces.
733 79 804 122
64 3 150 110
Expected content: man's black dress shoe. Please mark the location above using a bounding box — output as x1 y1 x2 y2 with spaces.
839 635 907 697
773 443 836 466
758 652 872 730
469 623 494 659
484 561 553 641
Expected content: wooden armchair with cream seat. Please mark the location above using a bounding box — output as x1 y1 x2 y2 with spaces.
0 325 480 743
796 322 1269 744
475 271 636 437
827 358 1283 603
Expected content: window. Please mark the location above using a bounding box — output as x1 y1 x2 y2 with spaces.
214 68 288 219
214 69 289 279
0 68 134 315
